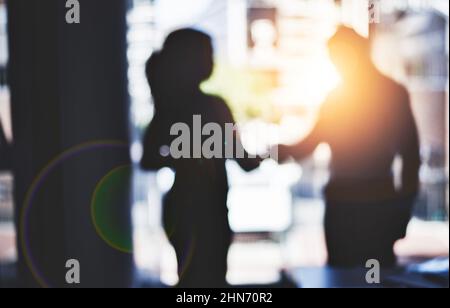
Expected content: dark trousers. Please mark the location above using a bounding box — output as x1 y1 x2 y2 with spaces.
325 198 414 268
163 193 231 288
167 222 231 288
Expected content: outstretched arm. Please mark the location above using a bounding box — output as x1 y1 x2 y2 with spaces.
233 129 262 172
219 99 261 172
141 116 172 171
275 119 324 164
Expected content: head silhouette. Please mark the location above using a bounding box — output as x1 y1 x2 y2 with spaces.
328 26 371 82
146 28 214 103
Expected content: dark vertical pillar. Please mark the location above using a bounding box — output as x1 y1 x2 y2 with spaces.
7 0 65 288
8 0 133 288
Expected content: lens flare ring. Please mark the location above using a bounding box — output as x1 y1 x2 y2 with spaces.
91 165 134 254
19 140 129 288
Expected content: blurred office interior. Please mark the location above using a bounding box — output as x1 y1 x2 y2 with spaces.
0 0 449 287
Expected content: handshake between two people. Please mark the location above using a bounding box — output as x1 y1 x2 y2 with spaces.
246 143 309 168
243 132 318 169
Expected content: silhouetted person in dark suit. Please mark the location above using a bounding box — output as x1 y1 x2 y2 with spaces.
141 29 260 287
275 27 421 267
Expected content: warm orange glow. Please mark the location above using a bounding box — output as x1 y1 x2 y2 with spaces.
298 55 341 107
268 52 341 109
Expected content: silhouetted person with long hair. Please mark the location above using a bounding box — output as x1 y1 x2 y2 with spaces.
141 29 260 287
275 26 421 267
